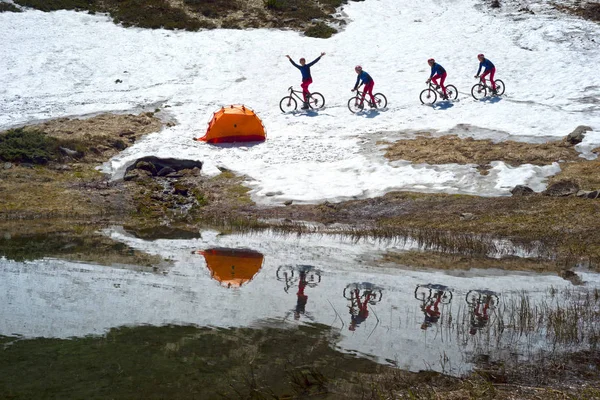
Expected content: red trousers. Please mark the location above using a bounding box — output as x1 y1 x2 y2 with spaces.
431 72 447 96
361 81 376 103
301 78 312 102
480 68 496 89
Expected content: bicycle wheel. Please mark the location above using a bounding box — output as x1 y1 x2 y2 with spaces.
445 84 458 100
493 79 505 96
307 92 325 110
465 290 480 306
348 96 364 113
471 84 487 100
373 93 387 108
279 96 297 113
419 88 437 105
415 285 431 301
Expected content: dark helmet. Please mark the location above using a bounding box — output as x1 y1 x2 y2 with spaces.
428 58 435 63
477 53 485 58
355 65 362 71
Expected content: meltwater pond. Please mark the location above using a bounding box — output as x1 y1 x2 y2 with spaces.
1 228 599 376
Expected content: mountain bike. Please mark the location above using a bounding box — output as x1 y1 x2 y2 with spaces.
465 289 500 308
419 82 458 105
343 282 383 304
347 90 387 113
414 283 453 304
279 86 325 113
276 264 322 293
471 77 505 100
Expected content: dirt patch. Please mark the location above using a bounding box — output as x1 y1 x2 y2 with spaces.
548 159 600 191
380 134 581 169
556 1 600 22
381 251 563 273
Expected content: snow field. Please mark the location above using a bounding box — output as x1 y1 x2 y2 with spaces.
0 0 599 204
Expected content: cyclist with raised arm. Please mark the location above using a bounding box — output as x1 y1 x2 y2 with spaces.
286 52 325 109
352 65 377 108
426 58 448 100
475 53 497 93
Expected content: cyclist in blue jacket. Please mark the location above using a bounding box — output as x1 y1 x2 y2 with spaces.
426 58 448 99
352 65 377 108
475 53 497 93
286 52 325 109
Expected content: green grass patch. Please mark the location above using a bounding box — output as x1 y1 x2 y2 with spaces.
184 0 240 18
14 0 97 12
304 21 337 38
0 128 59 164
0 3 22 12
105 0 203 30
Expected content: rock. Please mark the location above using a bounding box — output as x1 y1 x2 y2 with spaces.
284 200 293 206
559 270 583 285
20 163 34 169
460 212 476 221
490 0 500 8
543 181 580 197
126 156 202 177
119 130 135 137
59 146 80 157
3 162 12 170
565 125 592 145
173 184 189 197
510 185 534 196
135 161 157 175
157 167 176 177
54 164 72 171
265 191 283 197
124 169 152 181
577 190 591 198
111 139 127 150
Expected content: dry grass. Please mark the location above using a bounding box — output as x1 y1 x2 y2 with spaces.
380 135 581 168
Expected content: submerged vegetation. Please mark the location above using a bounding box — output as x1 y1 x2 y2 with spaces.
1 288 599 399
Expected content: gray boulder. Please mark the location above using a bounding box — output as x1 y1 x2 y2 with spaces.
565 125 592 145
510 185 534 196
126 156 203 177
543 181 580 197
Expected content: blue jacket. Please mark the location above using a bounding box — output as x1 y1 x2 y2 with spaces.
290 56 322 81
354 71 373 89
477 59 495 75
429 63 446 78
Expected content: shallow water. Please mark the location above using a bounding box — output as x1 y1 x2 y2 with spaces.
1 227 599 377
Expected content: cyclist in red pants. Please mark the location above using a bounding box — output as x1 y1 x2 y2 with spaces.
475 53 497 93
286 52 326 109
352 65 377 108
426 58 448 99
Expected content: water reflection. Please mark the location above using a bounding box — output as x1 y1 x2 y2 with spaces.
414 284 453 330
343 282 383 331
277 265 322 321
466 289 500 335
194 248 264 288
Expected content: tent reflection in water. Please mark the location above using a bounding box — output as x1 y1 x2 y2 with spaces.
196 248 264 288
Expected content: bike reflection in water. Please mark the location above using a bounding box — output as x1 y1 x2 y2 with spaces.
276 265 322 320
466 289 500 335
343 283 383 331
414 284 453 330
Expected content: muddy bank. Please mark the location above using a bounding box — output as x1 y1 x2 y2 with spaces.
0 322 598 399
3 114 600 270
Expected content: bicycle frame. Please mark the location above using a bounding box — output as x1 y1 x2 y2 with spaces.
288 86 311 102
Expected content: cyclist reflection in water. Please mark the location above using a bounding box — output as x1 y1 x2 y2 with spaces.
349 288 372 331
421 290 443 330
467 290 499 335
294 270 309 320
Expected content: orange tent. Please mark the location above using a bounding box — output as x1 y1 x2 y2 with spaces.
196 105 266 144
196 248 264 288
